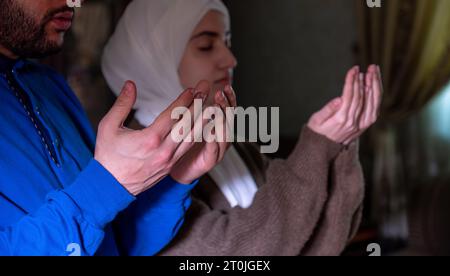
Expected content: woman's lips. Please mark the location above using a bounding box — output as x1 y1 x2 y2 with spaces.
49 12 74 31
215 76 232 86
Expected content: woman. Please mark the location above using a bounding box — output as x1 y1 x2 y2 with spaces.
102 0 383 256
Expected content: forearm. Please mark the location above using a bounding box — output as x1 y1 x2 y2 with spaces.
159 127 344 256
301 141 365 256
0 159 134 256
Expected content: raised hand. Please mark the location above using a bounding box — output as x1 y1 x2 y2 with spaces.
307 65 383 145
94 80 210 196
170 85 236 184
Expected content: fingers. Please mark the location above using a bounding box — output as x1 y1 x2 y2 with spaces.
360 65 376 129
203 130 220 165
102 81 137 131
215 90 235 144
358 65 379 129
217 107 230 160
355 73 365 121
345 64 382 145
214 91 232 156
223 85 237 107
215 90 230 110
165 91 207 154
346 71 362 128
319 65 382 146
147 88 195 136
366 65 377 87
340 72 363 145
149 80 211 137
338 66 359 118
172 110 211 162
372 66 383 119
359 73 374 130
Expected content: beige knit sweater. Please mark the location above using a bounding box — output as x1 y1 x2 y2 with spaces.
157 126 365 256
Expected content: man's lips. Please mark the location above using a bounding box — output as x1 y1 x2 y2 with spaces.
49 11 74 31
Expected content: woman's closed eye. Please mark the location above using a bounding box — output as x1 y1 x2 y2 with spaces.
198 43 214 52
195 36 217 52
197 39 231 53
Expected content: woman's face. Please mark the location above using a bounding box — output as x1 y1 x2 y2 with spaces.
179 10 237 104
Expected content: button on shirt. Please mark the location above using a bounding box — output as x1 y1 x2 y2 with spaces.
0 55 196 256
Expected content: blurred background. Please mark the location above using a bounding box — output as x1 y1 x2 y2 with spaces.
44 0 450 255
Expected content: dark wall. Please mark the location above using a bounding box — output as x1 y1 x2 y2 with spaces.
225 0 358 140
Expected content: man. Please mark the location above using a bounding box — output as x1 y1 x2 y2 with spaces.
0 0 230 256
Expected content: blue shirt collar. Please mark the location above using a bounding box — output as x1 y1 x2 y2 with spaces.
0 54 15 74
0 54 28 74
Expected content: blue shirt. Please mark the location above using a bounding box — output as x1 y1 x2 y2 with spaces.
0 55 196 256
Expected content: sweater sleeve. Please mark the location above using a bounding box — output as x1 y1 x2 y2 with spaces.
159 126 350 256
301 141 365 256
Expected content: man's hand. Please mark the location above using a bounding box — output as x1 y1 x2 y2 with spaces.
94 80 210 196
170 85 236 184
307 65 383 145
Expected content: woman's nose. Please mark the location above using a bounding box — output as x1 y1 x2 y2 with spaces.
219 46 238 70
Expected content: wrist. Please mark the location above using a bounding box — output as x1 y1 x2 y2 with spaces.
169 173 196 185
121 182 142 196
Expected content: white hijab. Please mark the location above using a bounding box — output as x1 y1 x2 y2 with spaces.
102 0 257 208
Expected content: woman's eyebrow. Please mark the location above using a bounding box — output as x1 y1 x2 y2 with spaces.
190 31 231 41
191 31 220 40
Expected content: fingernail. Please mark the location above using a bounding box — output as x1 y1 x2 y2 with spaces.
228 85 237 97
195 91 205 100
123 81 132 95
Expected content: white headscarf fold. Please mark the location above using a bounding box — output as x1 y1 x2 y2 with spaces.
102 0 257 208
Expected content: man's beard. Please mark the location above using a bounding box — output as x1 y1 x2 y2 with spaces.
0 0 73 58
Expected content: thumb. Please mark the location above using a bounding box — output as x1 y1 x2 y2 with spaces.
315 98 342 123
104 81 137 129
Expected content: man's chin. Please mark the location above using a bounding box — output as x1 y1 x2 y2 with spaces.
29 34 65 58
17 43 63 59
46 30 66 47
37 46 63 59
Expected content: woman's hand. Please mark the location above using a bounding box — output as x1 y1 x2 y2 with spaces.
307 65 383 145
170 84 236 184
